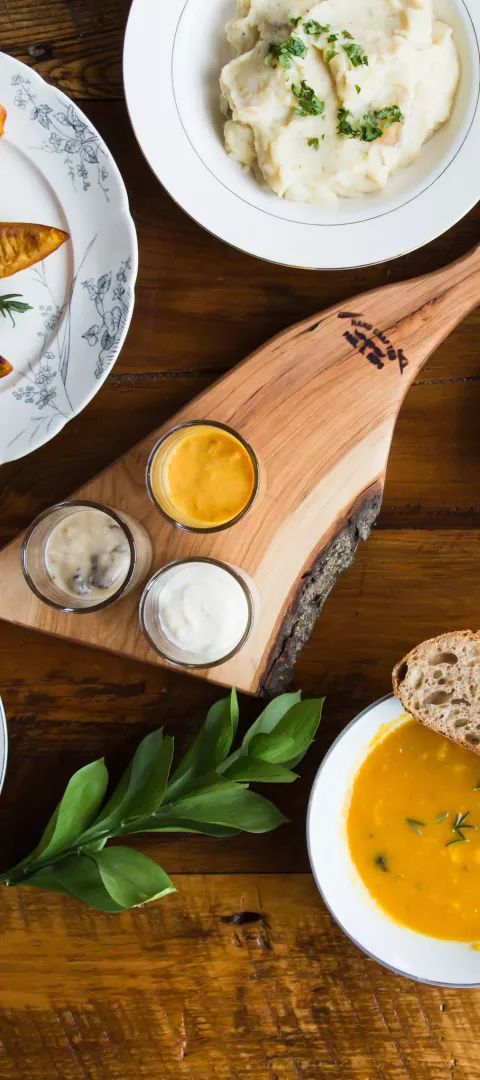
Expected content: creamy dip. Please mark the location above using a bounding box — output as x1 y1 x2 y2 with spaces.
45 508 131 603
149 423 256 529
155 561 250 663
220 0 459 202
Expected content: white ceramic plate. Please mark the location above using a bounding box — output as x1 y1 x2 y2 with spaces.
0 696 8 798
307 694 480 987
0 53 137 462
124 0 480 271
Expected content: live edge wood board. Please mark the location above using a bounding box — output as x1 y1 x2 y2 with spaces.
0 245 479 695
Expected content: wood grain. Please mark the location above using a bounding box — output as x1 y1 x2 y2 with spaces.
1 249 479 693
0 875 478 1080
1 3 480 1077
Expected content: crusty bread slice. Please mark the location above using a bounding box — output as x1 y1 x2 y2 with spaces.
392 630 480 752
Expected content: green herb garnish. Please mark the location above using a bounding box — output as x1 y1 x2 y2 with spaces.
453 811 474 832
343 42 368 67
435 812 448 823
445 810 476 846
342 29 354 39
265 35 307 70
446 835 467 847
474 782 480 791
325 45 338 63
307 137 320 150
289 14 302 27
303 19 330 34
292 80 325 116
374 854 389 872
0 293 33 327
355 84 361 94
406 817 426 836
0 690 323 912
327 32 338 43
337 104 404 142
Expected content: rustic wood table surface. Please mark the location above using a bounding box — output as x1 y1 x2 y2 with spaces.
1 2 480 1077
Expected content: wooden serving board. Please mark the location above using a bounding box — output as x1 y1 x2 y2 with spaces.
1 246 479 694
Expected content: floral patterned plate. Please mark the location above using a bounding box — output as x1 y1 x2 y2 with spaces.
0 53 137 462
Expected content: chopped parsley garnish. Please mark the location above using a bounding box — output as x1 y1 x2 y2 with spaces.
289 14 302 27
327 32 338 42
303 19 330 34
342 29 354 39
337 104 404 142
265 35 307 70
355 83 361 94
343 42 369 67
291 80 325 116
307 137 320 149
325 45 338 62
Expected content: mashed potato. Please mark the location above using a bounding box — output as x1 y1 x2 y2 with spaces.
220 0 459 202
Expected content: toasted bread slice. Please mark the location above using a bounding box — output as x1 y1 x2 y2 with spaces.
393 630 480 752
0 223 69 279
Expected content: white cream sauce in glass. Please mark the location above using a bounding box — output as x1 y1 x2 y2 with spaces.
140 559 254 667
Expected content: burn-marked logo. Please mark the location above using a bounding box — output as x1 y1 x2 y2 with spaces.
338 311 409 375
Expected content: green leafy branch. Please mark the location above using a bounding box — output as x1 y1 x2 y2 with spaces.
0 690 323 913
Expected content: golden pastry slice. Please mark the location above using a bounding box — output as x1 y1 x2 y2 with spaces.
0 106 6 137
0 223 69 279
0 357 13 379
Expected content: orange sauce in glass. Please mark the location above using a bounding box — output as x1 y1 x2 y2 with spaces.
150 424 255 529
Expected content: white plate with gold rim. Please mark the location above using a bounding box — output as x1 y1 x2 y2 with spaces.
124 0 480 270
0 52 137 462
307 694 480 987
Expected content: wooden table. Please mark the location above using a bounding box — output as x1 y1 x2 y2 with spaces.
1 2 479 1076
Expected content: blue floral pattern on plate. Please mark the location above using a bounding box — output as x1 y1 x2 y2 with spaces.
0 51 137 462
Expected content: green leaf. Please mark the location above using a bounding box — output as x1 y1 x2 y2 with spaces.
84 730 174 838
142 819 240 838
248 699 324 767
12 760 109 871
89 847 175 908
241 691 302 749
166 784 287 833
222 757 298 784
23 856 126 912
167 691 238 799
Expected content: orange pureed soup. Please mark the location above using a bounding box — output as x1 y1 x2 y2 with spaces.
347 717 480 941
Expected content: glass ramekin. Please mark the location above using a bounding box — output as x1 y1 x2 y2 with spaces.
145 420 259 533
139 556 255 668
21 500 153 613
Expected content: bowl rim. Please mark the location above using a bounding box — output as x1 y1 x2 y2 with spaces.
306 693 480 987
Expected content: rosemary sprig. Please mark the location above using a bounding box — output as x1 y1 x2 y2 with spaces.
405 817 426 836
0 293 33 327
453 811 474 832
435 812 448 823
446 834 467 847
446 810 475 846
